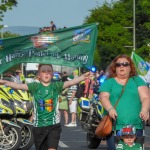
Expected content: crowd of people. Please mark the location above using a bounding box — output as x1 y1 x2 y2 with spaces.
0 54 149 150
57 68 107 127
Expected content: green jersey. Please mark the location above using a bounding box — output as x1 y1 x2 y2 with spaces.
116 141 142 150
28 81 63 127
99 76 147 130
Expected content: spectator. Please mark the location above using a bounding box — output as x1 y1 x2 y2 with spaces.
58 87 69 126
99 54 150 150
116 125 142 150
61 71 68 82
15 70 25 83
15 70 21 81
50 21 56 31
95 70 100 78
66 69 79 127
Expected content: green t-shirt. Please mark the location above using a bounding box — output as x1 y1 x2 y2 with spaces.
99 76 146 130
116 141 142 150
28 81 64 127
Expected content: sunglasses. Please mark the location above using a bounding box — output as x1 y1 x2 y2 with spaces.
115 62 130 67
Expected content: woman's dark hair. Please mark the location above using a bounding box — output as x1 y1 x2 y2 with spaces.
107 54 137 78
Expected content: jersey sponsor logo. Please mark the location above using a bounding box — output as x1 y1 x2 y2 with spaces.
39 99 53 112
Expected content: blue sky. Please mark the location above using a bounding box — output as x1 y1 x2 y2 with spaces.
2 0 112 28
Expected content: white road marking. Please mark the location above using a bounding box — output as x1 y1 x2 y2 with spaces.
59 140 69 147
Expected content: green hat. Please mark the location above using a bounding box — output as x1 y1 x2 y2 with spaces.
67 75 74 80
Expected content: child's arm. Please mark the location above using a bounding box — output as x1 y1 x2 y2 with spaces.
63 72 90 89
0 79 28 91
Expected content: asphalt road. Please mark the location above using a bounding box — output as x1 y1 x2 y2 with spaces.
30 120 150 150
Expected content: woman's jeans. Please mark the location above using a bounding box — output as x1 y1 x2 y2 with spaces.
106 129 143 150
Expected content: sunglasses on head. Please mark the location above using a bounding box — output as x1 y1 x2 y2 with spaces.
115 62 130 67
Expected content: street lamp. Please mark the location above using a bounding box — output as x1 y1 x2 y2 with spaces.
0 25 8 39
124 0 136 51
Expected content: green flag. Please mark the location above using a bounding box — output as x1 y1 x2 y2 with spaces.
0 23 98 74
132 52 149 75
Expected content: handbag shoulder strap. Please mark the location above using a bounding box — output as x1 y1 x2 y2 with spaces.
113 78 129 109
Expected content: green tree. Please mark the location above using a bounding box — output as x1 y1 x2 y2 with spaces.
135 0 150 60
0 0 17 22
3 31 20 38
2 32 20 74
84 0 150 70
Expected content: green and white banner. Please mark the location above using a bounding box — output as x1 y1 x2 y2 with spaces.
132 52 150 84
0 23 98 74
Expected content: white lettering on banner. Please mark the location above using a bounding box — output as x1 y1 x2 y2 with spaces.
64 54 88 64
2 49 89 65
0 59 2 64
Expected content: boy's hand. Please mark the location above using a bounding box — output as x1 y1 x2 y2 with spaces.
84 72 90 78
0 79 4 85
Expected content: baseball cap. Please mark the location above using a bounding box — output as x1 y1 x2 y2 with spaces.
121 125 136 136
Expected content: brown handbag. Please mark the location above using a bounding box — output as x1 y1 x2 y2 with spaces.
95 114 112 138
95 79 128 138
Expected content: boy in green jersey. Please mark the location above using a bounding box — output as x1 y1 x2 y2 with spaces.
0 64 90 150
116 125 142 150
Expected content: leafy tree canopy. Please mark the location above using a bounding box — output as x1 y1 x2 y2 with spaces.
0 0 17 23
85 0 150 70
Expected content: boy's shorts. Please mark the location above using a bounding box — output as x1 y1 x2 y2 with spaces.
32 123 62 150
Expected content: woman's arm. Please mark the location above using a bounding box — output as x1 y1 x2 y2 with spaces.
138 86 150 121
0 79 28 91
99 92 117 120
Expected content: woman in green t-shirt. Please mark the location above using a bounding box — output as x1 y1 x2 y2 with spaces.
99 54 150 150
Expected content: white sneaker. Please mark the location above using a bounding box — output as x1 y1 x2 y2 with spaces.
66 122 77 127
